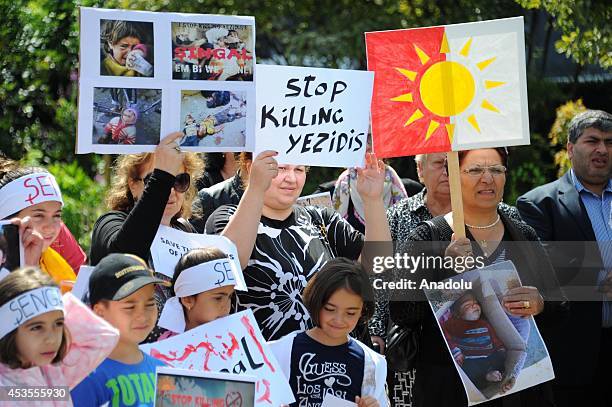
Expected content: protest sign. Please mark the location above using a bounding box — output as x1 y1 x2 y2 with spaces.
71 265 94 303
154 367 256 407
0 221 22 277
141 310 295 407
366 17 529 158
296 192 333 210
150 225 245 290
321 394 357 407
255 64 373 168
423 261 554 406
77 7 255 154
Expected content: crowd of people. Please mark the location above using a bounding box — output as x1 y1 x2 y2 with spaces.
0 109 609 407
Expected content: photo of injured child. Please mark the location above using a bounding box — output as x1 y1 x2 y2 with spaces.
172 22 254 81
425 261 554 406
179 90 247 148
92 87 162 146
444 291 512 391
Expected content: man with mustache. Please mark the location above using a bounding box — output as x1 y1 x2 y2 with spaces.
517 109 612 407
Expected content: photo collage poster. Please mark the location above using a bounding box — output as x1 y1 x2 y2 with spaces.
77 7 255 154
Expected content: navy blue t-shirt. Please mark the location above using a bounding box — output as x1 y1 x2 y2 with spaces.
289 332 364 407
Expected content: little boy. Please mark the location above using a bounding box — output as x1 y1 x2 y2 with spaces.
70 253 168 407
442 291 506 388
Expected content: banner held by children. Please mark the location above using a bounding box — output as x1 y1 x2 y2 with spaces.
150 225 246 290
366 17 529 158
423 261 554 406
255 64 374 168
77 7 255 154
141 310 295 407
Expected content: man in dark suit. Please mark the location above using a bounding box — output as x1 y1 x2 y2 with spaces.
517 109 612 407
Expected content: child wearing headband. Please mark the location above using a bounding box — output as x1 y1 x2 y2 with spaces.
0 166 77 288
157 247 244 339
0 268 119 402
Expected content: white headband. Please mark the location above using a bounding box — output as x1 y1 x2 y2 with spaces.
0 286 64 339
0 173 64 220
158 258 246 333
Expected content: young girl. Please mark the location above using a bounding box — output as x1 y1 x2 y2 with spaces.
0 166 77 288
0 268 119 406
157 247 242 339
269 258 388 407
101 20 153 77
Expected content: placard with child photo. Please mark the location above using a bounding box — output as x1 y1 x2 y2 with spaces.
423 261 555 406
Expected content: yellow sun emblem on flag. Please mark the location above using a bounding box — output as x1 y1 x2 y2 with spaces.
392 33 505 142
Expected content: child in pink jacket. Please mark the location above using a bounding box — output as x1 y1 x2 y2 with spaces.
0 267 119 406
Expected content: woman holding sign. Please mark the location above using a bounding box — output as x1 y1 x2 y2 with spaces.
205 151 391 342
0 164 76 288
389 148 564 407
90 132 202 341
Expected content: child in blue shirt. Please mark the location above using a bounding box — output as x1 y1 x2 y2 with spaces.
71 253 168 407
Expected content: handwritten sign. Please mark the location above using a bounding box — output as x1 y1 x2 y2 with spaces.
142 310 295 406
150 225 245 290
255 64 373 167
0 286 63 339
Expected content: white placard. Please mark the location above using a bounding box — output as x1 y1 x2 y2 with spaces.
150 225 245 290
321 394 357 407
423 261 555 406
255 64 373 167
141 310 295 407
71 265 94 302
77 7 255 154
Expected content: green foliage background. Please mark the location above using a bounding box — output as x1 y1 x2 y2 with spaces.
0 0 610 250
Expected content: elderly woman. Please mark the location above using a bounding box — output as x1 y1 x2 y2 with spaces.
205 151 391 341
389 148 564 407
90 133 203 340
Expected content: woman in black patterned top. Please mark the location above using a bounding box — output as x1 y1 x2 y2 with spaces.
205 151 391 341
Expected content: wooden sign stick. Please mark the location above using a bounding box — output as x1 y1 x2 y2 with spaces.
447 151 466 238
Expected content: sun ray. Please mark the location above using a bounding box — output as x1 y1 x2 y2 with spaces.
391 93 413 102
425 120 440 139
404 109 424 127
485 80 506 89
394 67 417 81
481 99 500 113
414 45 430 65
459 38 473 57
445 124 455 142
476 57 496 71
440 33 450 54
467 114 481 133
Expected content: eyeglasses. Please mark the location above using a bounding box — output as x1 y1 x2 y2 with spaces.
461 165 507 177
133 172 191 193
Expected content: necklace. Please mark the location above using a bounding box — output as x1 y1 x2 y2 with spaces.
465 214 501 229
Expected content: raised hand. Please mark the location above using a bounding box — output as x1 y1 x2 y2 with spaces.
247 150 278 195
154 132 185 176
13 217 44 267
356 153 385 202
